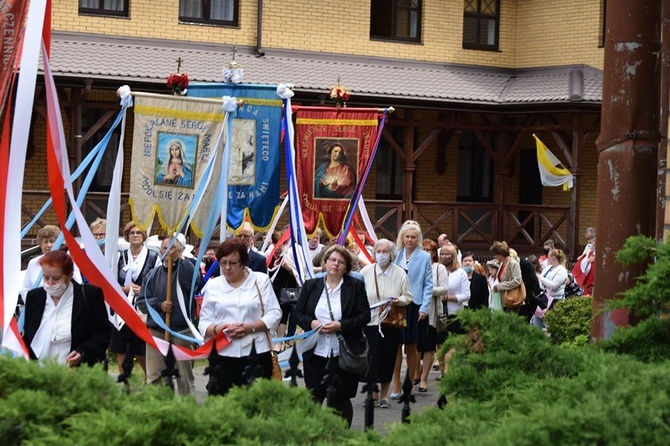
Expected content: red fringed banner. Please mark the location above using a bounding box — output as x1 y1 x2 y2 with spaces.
295 108 379 236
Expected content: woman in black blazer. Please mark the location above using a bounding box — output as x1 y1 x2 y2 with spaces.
293 245 370 427
21 250 111 367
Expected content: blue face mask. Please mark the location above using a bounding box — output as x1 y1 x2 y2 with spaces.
462 266 474 274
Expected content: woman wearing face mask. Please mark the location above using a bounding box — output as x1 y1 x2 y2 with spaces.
360 239 412 408
461 252 489 310
21 250 111 366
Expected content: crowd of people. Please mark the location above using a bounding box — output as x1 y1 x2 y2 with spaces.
16 217 596 427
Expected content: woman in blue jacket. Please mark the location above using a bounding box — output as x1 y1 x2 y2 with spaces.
390 220 433 399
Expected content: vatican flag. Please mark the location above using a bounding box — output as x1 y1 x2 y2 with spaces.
533 134 574 191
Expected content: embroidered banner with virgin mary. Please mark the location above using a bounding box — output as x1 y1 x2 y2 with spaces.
129 94 226 234
295 108 379 236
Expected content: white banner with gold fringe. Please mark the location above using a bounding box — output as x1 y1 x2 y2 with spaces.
129 94 226 234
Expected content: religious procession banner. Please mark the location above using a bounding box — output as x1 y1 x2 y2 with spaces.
187 83 282 230
295 108 379 236
129 94 226 234
0 0 29 117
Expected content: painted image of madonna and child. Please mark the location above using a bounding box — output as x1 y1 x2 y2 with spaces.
314 139 358 199
154 134 196 188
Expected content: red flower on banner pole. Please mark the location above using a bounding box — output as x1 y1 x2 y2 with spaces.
330 77 350 107
167 73 189 96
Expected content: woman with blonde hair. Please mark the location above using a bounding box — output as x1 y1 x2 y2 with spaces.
416 238 447 392
533 248 569 328
436 243 470 378
390 220 433 399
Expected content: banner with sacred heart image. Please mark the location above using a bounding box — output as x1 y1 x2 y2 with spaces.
129 94 226 234
295 108 379 237
187 83 282 231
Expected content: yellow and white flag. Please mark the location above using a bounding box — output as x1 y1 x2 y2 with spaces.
129 95 225 234
533 134 574 191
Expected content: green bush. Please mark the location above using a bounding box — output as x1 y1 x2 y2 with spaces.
543 296 593 345
380 310 670 445
600 317 670 362
612 234 670 318
437 309 586 402
0 357 359 446
389 353 670 446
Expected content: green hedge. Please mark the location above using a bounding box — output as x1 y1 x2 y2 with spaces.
544 296 593 345
0 358 357 446
5 310 670 446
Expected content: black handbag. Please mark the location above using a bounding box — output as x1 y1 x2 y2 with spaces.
565 274 583 298
323 279 369 375
533 290 550 310
278 287 300 305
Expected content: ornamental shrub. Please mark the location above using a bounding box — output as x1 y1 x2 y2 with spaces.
0 357 359 446
543 296 593 345
600 317 670 362
437 309 586 402
382 353 670 446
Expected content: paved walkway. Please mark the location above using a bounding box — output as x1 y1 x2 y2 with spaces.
192 348 443 433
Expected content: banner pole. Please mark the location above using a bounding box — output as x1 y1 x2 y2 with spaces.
129 91 244 106
164 259 173 341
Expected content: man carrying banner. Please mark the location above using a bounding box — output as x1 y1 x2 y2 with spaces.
137 237 203 395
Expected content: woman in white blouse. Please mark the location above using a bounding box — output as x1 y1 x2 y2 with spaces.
437 243 470 378
360 239 412 408
539 249 569 301
198 239 281 396
533 249 569 329
416 239 448 392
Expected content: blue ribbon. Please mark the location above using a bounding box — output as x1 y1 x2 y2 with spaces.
21 109 126 238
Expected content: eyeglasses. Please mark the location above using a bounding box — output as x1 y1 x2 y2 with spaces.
327 258 346 265
236 234 252 239
92 233 106 239
220 259 241 267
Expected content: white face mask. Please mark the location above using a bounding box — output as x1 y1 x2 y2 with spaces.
375 253 391 267
44 281 68 297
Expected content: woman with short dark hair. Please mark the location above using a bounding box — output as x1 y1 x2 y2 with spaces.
294 245 370 426
490 241 523 313
198 239 280 396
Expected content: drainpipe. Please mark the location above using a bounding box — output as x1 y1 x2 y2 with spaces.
593 0 661 339
256 0 265 56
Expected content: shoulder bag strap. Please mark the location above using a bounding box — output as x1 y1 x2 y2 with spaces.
373 270 381 301
323 279 335 321
254 279 274 347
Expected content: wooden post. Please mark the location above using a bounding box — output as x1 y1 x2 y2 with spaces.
164 258 173 341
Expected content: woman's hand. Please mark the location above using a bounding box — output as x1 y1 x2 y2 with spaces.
320 321 341 334
130 283 141 295
418 312 427 321
225 323 247 339
66 351 82 367
390 297 400 305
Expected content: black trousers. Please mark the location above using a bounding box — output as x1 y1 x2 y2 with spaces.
206 352 272 396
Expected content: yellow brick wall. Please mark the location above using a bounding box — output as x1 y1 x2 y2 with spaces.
53 0 602 70
515 0 604 69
